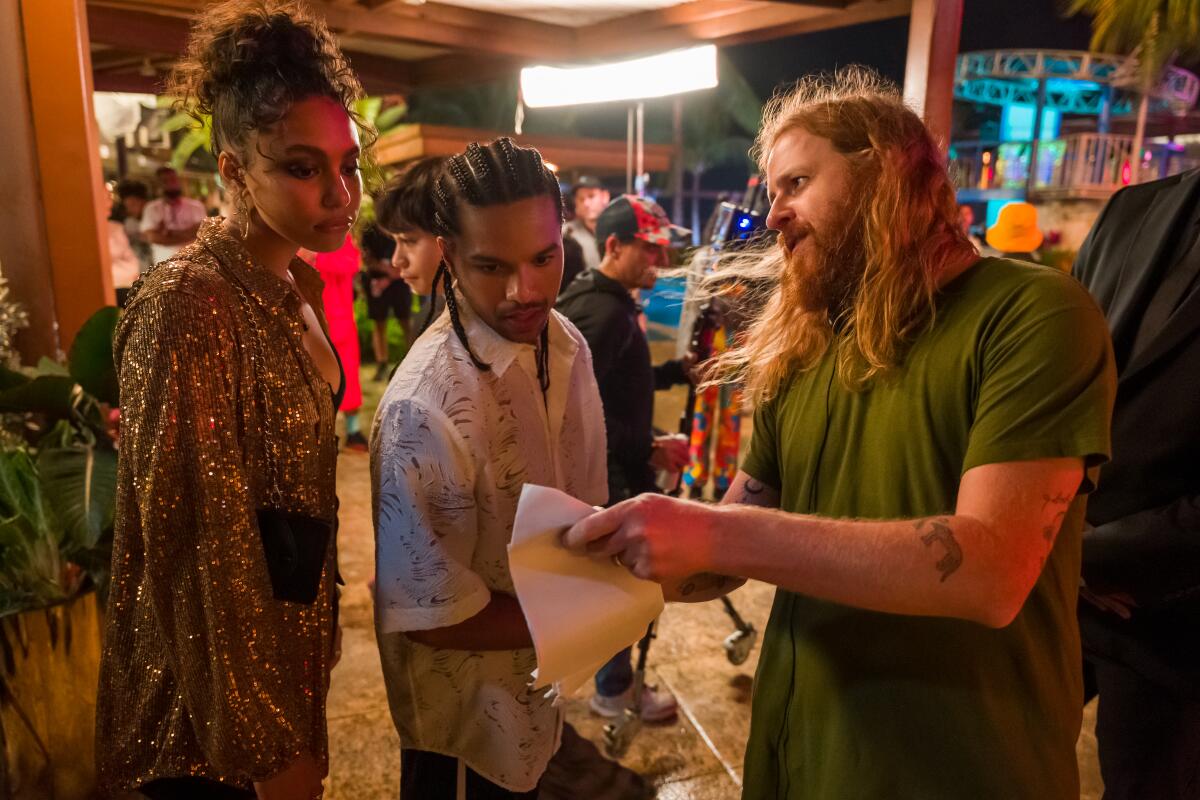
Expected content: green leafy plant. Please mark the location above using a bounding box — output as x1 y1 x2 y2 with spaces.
0 308 119 615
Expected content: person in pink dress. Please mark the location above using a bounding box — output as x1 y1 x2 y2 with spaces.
313 233 366 449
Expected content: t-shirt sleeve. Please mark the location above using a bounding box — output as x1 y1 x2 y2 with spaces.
140 201 162 232
742 390 782 490
963 283 1116 493
373 396 491 634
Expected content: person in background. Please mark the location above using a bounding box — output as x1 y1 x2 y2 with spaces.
562 175 610 278
312 234 366 450
374 156 447 340
556 194 691 722
564 68 1115 800
140 165 208 265
1072 167 1200 800
107 213 142 307
359 223 411 380
985 200 1043 262
958 202 984 251
115 179 153 273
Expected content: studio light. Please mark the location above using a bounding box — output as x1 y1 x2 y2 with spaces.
520 45 718 108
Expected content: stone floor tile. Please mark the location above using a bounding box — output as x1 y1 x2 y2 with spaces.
561 667 727 787
653 771 740 800
327 625 390 721
654 653 758 779
326 708 401 800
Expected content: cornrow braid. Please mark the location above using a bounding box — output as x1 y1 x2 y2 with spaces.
431 137 564 387
537 325 550 394
442 265 490 372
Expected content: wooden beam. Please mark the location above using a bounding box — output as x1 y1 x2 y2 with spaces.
345 0 569 44
92 70 165 93
904 0 961 151
21 0 115 352
318 3 573 61
86 4 189 53
713 0 911 45
342 49 413 94
409 53 520 87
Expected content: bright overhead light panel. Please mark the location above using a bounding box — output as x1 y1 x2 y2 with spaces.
520 45 718 108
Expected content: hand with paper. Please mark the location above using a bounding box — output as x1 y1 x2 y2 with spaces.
508 484 664 700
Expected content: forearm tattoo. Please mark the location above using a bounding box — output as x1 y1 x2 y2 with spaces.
679 573 733 597
743 478 766 496
917 518 963 583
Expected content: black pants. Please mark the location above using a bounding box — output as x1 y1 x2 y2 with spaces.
1084 657 1200 799
400 749 538 800
139 776 255 799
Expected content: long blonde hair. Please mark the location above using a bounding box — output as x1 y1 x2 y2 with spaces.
706 67 974 403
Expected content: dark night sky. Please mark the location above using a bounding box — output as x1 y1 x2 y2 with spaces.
726 0 1095 99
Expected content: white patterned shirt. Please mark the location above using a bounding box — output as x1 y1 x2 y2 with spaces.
371 301 607 792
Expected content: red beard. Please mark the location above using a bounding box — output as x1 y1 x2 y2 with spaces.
778 211 866 325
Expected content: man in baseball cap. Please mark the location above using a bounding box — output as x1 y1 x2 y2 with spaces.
562 176 611 280
556 194 692 722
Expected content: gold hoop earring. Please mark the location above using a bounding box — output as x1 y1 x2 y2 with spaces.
234 189 252 239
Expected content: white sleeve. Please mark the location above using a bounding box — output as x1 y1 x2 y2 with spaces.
575 334 610 508
140 201 162 233
372 396 491 634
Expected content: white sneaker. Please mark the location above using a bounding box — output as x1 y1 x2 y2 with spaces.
589 685 678 722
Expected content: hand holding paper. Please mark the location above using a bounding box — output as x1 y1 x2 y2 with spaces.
508 484 664 699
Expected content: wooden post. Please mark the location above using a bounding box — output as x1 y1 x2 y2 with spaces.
672 96 684 225
2 0 114 362
903 0 963 153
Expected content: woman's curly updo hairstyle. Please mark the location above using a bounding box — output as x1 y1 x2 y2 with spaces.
167 0 373 163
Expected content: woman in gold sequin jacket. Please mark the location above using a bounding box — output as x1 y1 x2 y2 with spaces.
96 3 371 798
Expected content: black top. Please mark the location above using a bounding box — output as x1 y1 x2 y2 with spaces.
556 269 686 503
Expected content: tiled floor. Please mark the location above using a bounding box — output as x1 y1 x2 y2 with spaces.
323 363 1104 799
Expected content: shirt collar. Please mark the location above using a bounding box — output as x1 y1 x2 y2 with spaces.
456 292 579 381
195 217 324 314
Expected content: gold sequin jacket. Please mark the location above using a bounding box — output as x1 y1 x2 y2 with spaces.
97 219 340 790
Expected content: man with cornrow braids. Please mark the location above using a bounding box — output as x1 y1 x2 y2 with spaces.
371 137 608 799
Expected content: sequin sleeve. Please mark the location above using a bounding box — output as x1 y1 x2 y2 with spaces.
118 286 304 779
372 396 491 634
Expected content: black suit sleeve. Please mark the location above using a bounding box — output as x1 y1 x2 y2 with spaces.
1073 184 1123 289
1083 493 1200 609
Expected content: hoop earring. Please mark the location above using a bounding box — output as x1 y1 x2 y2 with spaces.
234 189 252 240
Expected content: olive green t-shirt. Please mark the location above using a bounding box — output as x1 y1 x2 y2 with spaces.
740 258 1115 800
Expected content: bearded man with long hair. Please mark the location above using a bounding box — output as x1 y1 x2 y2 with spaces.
565 68 1117 798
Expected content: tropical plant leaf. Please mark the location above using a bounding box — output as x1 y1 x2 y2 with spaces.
37 443 117 552
35 357 69 377
0 375 76 414
375 102 409 133
68 306 119 406
0 364 28 391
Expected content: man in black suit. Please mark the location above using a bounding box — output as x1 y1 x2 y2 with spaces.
1073 169 1200 799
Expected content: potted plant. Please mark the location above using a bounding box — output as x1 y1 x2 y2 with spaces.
0 306 119 800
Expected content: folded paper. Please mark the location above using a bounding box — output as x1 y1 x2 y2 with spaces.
508 484 665 698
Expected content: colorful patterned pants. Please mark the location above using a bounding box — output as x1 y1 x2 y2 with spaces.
683 382 742 494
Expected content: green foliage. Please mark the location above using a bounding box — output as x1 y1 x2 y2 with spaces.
0 449 65 615
163 110 214 171
1066 0 1200 86
0 307 120 615
69 306 119 406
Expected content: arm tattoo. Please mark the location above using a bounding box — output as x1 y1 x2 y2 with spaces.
743 479 766 495
918 518 963 583
1041 492 1072 543
679 574 731 597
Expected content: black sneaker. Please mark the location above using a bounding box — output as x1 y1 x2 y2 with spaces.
344 432 369 452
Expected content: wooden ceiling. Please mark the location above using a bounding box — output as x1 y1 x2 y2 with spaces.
86 0 912 95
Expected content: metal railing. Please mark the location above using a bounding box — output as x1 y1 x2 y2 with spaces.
951 133 1200 200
